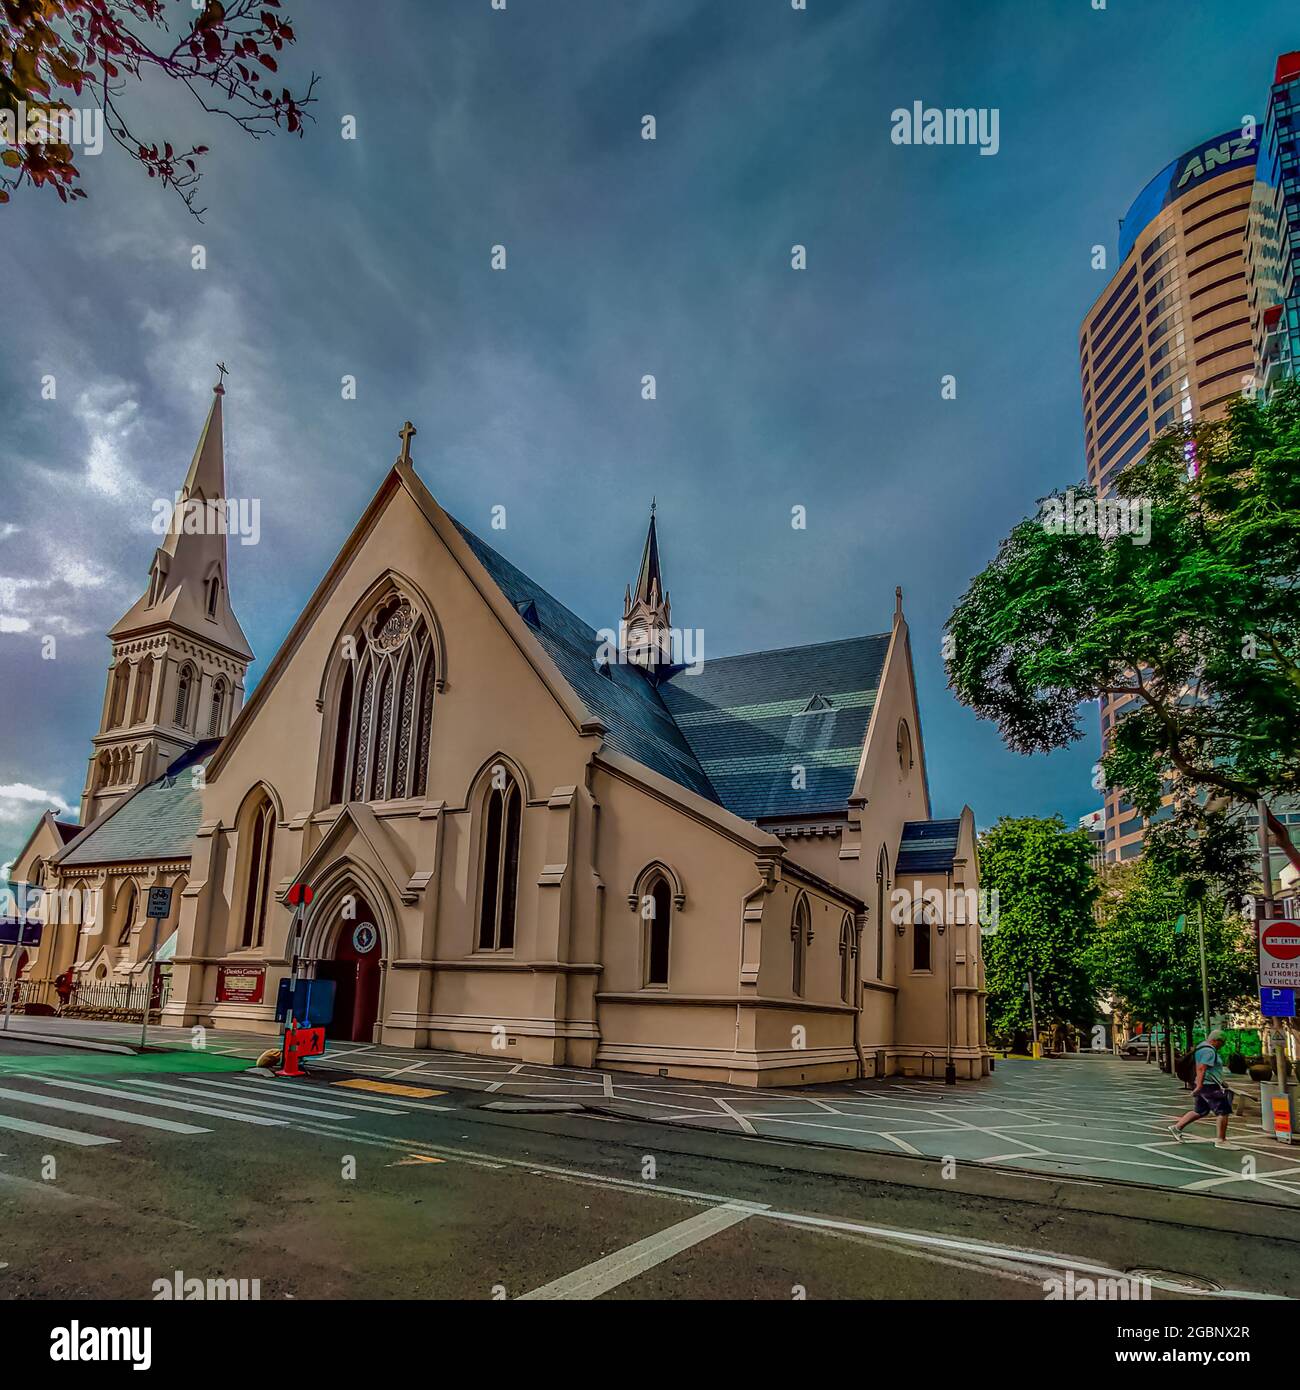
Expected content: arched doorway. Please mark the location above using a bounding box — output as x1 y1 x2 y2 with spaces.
315 890 382 1042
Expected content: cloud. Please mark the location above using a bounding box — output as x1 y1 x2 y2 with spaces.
0 781 72 828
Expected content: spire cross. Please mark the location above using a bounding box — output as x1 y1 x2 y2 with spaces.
397 420 417 466
214 361 229 395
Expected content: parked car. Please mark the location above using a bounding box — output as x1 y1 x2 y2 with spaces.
1121 1034 1165 1057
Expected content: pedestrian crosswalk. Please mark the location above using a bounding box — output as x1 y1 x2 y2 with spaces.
0 1071 424 1151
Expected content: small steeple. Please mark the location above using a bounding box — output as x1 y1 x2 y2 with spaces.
622 501 672 671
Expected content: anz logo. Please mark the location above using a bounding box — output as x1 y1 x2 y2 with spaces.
1176 134 1256 190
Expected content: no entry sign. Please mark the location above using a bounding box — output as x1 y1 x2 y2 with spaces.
1259 920 1300 990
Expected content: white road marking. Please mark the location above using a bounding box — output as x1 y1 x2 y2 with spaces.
127 1078 394 1122
0 1112 117 1146
35 1078 287 1127
517 1204 758 1300
193 1078 414 1115
0 1084 210 1136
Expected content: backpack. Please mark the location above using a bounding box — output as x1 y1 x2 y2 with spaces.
1174 1050 1196 1085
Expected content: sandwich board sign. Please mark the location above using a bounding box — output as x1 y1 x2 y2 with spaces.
1259 920 1300 990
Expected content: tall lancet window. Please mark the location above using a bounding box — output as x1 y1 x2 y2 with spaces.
792 894 812 997
478 773 521 951
238 792 276 950
108 663 130 729
132 656 154 726
328 592 436 805
208 677 227 736
175 664 195 729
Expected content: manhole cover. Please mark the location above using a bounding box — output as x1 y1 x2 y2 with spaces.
1127 1268 1222 1293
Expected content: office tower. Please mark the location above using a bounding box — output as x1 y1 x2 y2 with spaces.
1246 52 1300 395
1079 129 1258 863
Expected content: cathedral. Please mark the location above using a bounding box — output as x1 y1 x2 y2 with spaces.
11 383 988 1085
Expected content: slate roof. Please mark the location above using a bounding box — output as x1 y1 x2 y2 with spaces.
58 741 219 867
53 820 81 845
658 636 890 820
895 819 961 874
451 519 718 802
455 519 891 821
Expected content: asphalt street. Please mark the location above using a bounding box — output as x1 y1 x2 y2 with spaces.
0 1031 1296 1303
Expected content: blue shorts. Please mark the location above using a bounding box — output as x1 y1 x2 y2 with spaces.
1194 1085 1232 1117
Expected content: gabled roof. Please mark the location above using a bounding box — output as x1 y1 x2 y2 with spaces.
895 818 961 874
659 635 891 820
53 820 81 844
57 741 220 867
450 519 718 802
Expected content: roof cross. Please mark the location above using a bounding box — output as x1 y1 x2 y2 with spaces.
397 420 417 466
214 361 229 395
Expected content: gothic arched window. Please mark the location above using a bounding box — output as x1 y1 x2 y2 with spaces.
327 592 436 804
116 882 138 946
792 894 811 997
132 656 154 725
645 875 672 986
913 903 932 973
478 773 521 951
875 847 889 981
839 914 855 1003
175 664 195 729
239 792 276 950
208 677 227 736
108 663 129 729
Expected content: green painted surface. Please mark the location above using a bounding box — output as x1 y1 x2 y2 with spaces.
0 1049 253 1076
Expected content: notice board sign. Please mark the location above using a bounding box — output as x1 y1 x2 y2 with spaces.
216 964 266 1004
1259 920 1300 990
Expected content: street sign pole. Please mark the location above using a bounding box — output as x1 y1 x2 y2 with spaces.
1259 800 1290 1089
1027 971 1039 1059
1 947 15 1031
1197 900 1210 1037
139 885 174 1050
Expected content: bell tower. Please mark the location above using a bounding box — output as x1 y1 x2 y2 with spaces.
621 501 673 672
79 375 254 826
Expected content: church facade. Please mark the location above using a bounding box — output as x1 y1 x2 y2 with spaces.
12 386 989 1086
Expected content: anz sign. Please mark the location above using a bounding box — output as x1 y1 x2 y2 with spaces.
1173 132 1258 191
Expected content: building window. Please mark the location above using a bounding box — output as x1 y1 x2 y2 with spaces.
327 593 436 805
116 883 137 946
239 793 276 950
913 906 932 972
478 773 521 951
875 847 889 980
643 876 672 986
208 677 227 736
792 894 811 997
175 664 195 729
131 656 153 726
108 663 129 729
897 719 913 775
206 574 221 619
839 915 855 1003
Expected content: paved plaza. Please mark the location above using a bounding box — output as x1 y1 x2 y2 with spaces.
5 1019 1298 1206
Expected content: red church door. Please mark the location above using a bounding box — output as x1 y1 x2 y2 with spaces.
319 904 381 1043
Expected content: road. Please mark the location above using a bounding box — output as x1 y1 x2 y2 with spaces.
0 1033 1295 1304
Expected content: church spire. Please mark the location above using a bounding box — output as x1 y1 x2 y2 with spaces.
633 498 663 608
622 501 672 672
81 375 253 824
109 375 252 660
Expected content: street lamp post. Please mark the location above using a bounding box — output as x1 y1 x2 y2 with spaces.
1025 972 1039 1058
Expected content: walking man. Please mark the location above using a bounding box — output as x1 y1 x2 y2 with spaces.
1168 1029 1234 1149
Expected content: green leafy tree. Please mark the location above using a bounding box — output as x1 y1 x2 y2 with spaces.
1088 852 1256 1068
981 816 1098 1048
945 380 1300 875
1 0 316 216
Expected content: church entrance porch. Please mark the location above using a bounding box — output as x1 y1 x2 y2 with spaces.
312 896 382 1043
